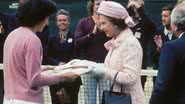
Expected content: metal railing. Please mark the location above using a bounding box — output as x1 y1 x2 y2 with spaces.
0 64 158 104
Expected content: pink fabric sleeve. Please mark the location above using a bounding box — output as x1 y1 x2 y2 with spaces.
25 36 63 88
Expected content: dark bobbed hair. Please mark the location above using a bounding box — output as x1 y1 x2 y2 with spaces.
162 4 174 12
107 16 127 30
17 0 56 27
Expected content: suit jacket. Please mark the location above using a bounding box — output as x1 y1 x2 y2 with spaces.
47 31 74 65
157 27 176 43
150 33 185 104
152 27 176 69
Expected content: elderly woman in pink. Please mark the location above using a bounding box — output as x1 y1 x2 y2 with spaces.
91 1 145 104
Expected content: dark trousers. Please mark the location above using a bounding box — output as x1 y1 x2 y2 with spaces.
50 77 81 104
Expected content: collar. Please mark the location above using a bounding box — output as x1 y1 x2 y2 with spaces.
113 28 133 47
60 29 69 38
164 27 173 36
178 32 185 38
104 28 133 50
164 27 171 36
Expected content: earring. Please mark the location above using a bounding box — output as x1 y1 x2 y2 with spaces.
114 25 118 28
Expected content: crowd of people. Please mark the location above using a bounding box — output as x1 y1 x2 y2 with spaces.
0 0 185 104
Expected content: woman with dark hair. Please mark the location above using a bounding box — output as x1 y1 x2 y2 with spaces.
3 0 78 104
75 0 110 62
90 1 145 104
74 0 110 104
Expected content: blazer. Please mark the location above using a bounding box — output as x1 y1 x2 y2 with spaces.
104 28 145 104
150 33 185 104
152 27 176 69
47 31 74 65
157 27 176 43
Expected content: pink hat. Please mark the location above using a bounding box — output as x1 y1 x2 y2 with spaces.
97 1 135 27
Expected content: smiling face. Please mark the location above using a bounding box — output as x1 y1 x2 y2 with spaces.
56 14 70 31
99 15 114 37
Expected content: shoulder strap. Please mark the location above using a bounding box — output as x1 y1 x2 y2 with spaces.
110 72 119 92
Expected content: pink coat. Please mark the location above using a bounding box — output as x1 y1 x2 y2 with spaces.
104 28 145 104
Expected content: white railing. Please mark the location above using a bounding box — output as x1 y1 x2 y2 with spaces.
0 64 158 104
142 67 158 104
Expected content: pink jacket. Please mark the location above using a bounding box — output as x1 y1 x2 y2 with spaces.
104 28 145 104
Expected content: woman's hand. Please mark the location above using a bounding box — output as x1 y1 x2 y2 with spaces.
59 62 65 65
88 63 106 78
41 65 56 71
65 59 82 66
61 72 79 82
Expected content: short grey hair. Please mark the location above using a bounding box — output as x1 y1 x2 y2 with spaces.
56 9 70 22
171 2 185 31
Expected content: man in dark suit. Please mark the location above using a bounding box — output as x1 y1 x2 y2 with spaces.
150 2 185 103
153 4 176 70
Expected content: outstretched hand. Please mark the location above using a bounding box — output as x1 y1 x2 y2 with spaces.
66 59 82 66
42 65 56 71
61 72 79 82
88 63 106 78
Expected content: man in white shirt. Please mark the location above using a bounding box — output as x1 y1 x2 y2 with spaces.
152 4 176 71
154 4 176 51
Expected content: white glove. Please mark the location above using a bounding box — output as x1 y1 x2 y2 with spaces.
89 63 106 78
66 59 82 65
